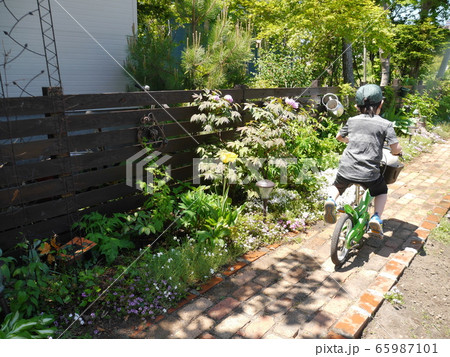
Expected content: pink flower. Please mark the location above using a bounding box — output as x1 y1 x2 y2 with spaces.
212 95 220 101
285 97 299 109
224 94 233 103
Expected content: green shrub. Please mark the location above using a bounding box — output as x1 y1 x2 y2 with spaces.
125 21 182 90
0 311 55 339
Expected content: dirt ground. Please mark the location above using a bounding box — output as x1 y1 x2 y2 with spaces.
363 226 450 339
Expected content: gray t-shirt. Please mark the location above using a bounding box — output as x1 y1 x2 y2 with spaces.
338 114 398 182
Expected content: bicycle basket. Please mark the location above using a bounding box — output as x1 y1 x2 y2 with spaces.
381 162 404 184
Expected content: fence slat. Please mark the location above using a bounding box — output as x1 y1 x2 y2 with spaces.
4 85 389 248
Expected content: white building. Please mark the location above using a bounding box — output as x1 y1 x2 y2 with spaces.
0 0 137 97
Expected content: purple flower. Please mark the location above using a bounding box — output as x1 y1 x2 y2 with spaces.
212 95 220 101
94 330 99 335
285 97 299 109
81 292 87 298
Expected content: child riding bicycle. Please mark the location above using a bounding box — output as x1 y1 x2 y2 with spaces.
324 84 402 234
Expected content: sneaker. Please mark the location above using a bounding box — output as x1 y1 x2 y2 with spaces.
324 198 337 224
369 213 383 235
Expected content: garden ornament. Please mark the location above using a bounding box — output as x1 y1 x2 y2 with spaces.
322 93 344 117
256 179 275 221
138 112 168 149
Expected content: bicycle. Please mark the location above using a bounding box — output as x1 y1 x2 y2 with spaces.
330 149 403 267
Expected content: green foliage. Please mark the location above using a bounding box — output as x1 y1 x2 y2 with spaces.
139 240 237 288
178 186 243 246
397 135 434 162
229 212 288 251
384 286 404 307
0 311 55 339
391 19 449 80
72 212 134 264
251 49 313 88
401 90 440 127
125 21 182 90
428 79 450 123
1 241 50 318
191 89 242 132
192 91 342 199
181 9 253 89
429 216 450 244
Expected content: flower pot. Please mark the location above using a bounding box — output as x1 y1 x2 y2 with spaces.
58 237 96 263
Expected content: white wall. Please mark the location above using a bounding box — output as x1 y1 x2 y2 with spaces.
0 0 137 97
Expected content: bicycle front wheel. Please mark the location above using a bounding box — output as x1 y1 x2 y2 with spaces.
330 213 353 266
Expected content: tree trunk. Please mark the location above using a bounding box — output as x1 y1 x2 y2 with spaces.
379 1 391 86
436 45 450 79
342 39 355 85
379 48 390 86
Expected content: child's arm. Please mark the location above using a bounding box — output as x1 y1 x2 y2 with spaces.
336 133 349 143
390 142 402 155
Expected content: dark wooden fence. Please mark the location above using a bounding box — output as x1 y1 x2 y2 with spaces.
0 84 410 250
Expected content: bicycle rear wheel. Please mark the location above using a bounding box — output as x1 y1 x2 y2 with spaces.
330 213 353 266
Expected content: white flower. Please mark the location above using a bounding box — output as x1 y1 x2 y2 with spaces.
224 94 233 103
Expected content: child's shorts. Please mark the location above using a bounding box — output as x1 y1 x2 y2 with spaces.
333 173 388 197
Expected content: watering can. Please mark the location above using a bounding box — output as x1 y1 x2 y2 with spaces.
322 93 344 117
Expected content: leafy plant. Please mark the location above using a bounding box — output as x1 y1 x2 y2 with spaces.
251 48 313 88
125 20 181 90
178 186 242 246
181 9 253 89
384 286 404 307
72 212 134 264
429 216 450 245
401 90 439 128
0 311 55 339
1 241 51 318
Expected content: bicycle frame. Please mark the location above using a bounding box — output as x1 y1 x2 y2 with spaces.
342 187 374 249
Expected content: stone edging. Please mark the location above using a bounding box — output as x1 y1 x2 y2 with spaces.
129 243 283 338
130 194 449 339
329 194 450 339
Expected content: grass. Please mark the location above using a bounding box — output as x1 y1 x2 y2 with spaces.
428 215 450 244
431 122 450 140
398 135 434 162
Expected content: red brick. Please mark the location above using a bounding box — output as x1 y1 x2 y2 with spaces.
437 200 450 209
403 237 425 251
327 331 348 339
168 293 197 313
198 276 223 294
357 292 384 315
303 235 327 250
425 214 440 223
391 250 416 266
242 250 267 262
333 312 370 338
222 261 247 276
266 243 281 250
432 206 447 215
321 293 353 318
421 221 437 231
300 311 336 338
207 297 240 320
381 260 406 278
198 333 215 339
284 266 307 283
232 281 263 302
240 315 275 338
368 275 396 294
414 228 429 240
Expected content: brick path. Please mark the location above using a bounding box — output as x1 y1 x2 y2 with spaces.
129 141 450 339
